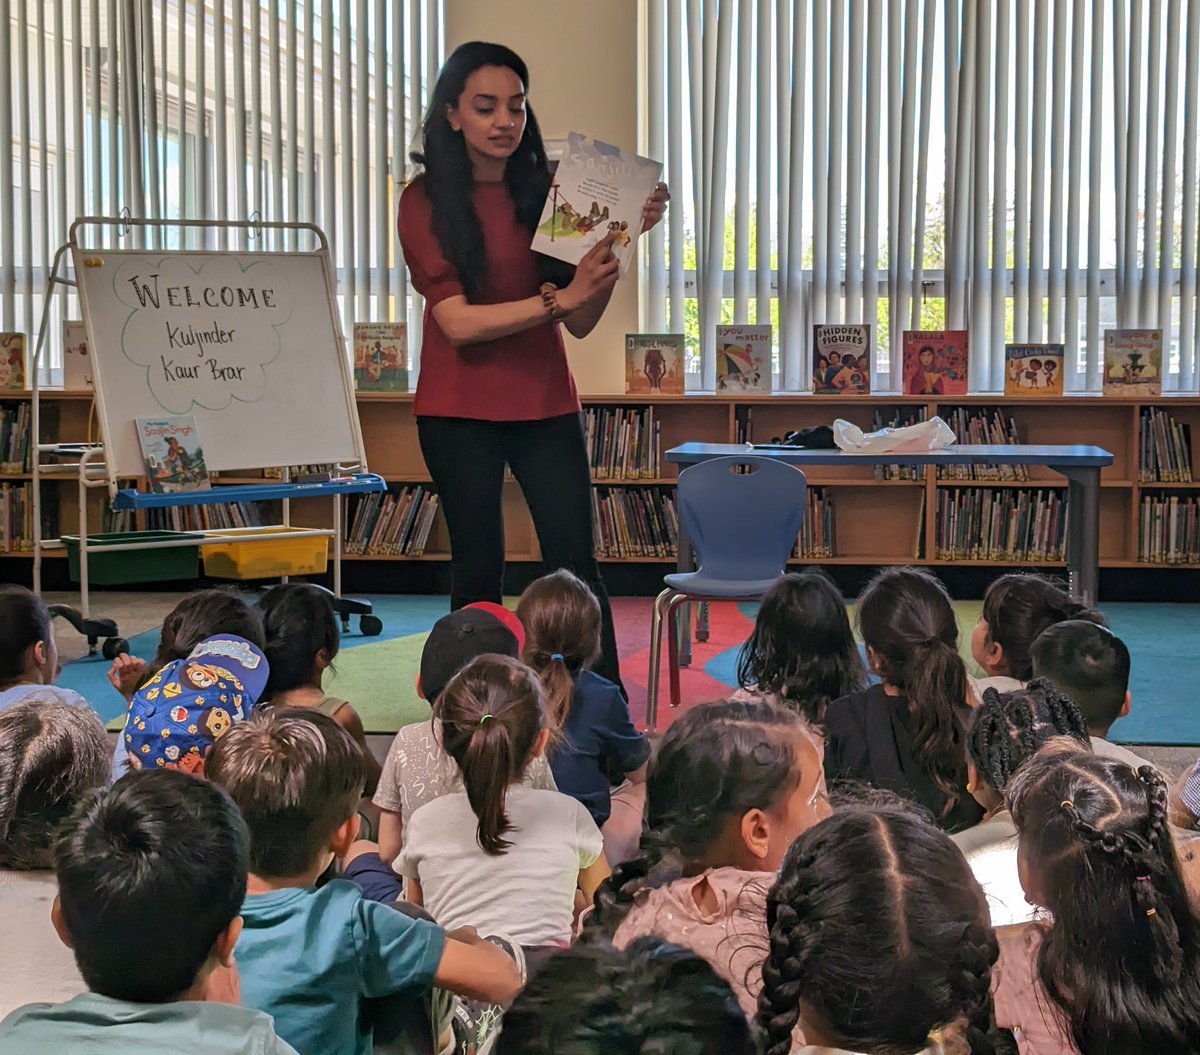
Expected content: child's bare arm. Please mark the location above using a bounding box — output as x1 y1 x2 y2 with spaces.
377 809 404 866
434 934 523 1005
578 856 612 905
334 705 383 795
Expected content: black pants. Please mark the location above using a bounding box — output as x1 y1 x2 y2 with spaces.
417 413 624 692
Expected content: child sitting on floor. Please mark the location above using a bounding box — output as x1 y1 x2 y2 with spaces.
732 569 868 728
109 588 266 776
256 582 381 794
0 585 89 711
996 740 1200 1055
374 605 557 870
0 768 297 1055
397 654 609 955
956 680 1090 928
758 801 1016 1055
971 573 1103 697
208 707 521 1055
495 937 757 1055
590 696 827 1027
516 570 648 863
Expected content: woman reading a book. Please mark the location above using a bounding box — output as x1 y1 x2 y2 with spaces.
398 41 668 691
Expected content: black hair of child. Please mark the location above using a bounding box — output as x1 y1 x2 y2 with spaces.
54 769 249 1003
0 585 53 687
496 936 757 1055
142 587 266 689
257 582 340 699
1030 619 1131 733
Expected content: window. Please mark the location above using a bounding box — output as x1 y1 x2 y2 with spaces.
645 0 1199 393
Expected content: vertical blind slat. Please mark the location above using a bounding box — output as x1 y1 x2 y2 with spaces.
863 0 882 388
1180 0 1200 391
734 0 752 321
1085 0 1105 388
970 0 992 389
667 0 685 340
1046 0 1068 340
1063 0 1086 390
910 0 937 333
845 0 864 326
813 0 829 326
755 0 772 327
1141 0 1163 327
1028 0 1049 341
1121 1 1143 327
1158 0 1181 385
991 0 1011 393
1013 0 1030 341
825 0 844 321
647 0 667 333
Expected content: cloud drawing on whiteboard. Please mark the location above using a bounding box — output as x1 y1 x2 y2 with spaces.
112 256 292 414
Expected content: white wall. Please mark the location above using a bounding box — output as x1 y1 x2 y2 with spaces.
443 0 640 394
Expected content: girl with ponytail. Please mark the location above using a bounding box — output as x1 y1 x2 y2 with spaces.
395 654 609 951
757 801 1016 1055
517 570 649 861
995 740 1200 1054
826 566 983 831
590 697 828 1026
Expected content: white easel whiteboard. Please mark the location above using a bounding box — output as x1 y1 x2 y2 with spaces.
71 230 365 489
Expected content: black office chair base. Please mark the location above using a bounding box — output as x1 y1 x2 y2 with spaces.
310 585 383 636
48 603 129 659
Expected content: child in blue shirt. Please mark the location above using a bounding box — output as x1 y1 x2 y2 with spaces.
207 707 521 1055
0 768 297 1055
517 571 649 863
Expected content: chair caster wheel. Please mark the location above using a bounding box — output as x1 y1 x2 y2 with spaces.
102 637 130 660
359 615 383 636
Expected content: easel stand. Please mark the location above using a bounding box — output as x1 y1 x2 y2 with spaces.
31 217 387 650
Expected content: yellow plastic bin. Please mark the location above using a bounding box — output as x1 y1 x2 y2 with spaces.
202 528 330 581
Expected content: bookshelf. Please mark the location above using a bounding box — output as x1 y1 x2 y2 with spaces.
3 390 1198 575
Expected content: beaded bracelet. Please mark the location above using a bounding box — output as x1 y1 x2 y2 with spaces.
539 282 570 321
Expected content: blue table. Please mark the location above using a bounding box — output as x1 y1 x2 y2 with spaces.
666 443 1114 606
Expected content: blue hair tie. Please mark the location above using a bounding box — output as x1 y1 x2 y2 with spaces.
551 653 564 662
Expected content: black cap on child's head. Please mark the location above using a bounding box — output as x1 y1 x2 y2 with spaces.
420 609 520 702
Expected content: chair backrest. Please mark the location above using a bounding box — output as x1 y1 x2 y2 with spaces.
675 456 808 581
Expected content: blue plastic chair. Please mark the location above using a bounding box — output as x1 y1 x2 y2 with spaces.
645 455 808 729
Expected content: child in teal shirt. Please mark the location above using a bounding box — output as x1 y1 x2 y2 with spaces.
208 707 521 1055
0 769 297 1055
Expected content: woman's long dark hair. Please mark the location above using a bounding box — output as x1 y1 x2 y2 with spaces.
735 570 867 726
435 654 544 856
857 566 970 810
1007 741 1200 1054
589 697 806 935
980 573 1103 681
757 802 1015 1055
411 41 571 302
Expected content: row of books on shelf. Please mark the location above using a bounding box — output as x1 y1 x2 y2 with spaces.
584 406 662 480
0 402 32 473
623 327 1165 398
592 487 678 559
346 486 439 556
935 488 1068 562
0 483 34 551
103 502 267 534
1140 408 1193 483
872 408 927 481
794 489 835 559
935 407 1030 481
1138 496 1200 564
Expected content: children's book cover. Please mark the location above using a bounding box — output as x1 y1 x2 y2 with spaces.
1004 343 1065 395
902 330 969 396
1104 329 1162 397
62 321 93 389
0 332 26 390
715 325 773 394
812 325 871 394
625 334 685 395
353 323 408 392
135 416 211 493
532 132 662 276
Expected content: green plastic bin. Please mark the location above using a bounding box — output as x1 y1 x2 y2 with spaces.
61 531 202 585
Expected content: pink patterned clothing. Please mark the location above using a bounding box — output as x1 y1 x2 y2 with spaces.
992 925 1079 1055
612 867 775 1025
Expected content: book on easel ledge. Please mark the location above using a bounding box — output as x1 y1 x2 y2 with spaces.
353 323 408 392
716 325 772 394
533 132 662 276
1005 343 1064 395
135 416 212 494
0 332 26 391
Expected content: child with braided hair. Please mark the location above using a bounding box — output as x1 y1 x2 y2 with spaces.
954 679 1091 927
757 801 1016 1055
590 697 829 1028
995 740 1200 1054
396 654 609 953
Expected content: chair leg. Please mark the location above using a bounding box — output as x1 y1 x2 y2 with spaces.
666 594 690 710
679 602 693 668
696 601 710 642
645 588 675 732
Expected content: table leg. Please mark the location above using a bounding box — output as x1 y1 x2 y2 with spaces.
1064 466 1100 608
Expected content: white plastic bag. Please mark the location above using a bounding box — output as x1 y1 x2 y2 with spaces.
833 415 957 454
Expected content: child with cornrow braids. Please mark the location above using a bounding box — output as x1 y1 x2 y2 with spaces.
589 697 829 1029
757 802 1017 1055
996 740 1200 1054
954 679 1091 928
